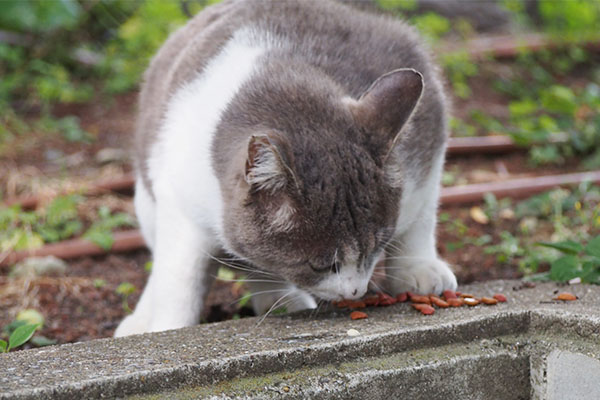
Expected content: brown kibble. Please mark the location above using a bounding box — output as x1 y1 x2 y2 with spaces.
364 296 380 307
430 296 449 308
443 290 458 300
455 291 462 297
459 293 476 298
348 300 366 309
554 292 577 301
481 297 498 305
350 311 368 320
396 292 408 302
447 298 464 307
410 295 432 305
493 294 507 302
463 297 480 306
412 303 435 315
377 292 397 306
336 300 350 308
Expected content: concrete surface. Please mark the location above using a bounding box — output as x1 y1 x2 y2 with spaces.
1 280 600 399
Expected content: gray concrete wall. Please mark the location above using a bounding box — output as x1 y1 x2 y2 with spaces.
1 280 600 399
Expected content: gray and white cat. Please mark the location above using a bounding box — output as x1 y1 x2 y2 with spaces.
115 0 457 337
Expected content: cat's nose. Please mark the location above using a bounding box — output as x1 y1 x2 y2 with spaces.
342 285 367 300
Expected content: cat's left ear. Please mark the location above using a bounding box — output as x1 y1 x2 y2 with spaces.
348 68 423 158
245 133 298 193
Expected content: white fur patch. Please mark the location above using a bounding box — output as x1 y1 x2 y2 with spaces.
270 201 296 232
148 29 271 238
394 149 445 236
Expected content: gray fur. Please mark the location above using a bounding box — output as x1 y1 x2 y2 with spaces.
135 0 448 292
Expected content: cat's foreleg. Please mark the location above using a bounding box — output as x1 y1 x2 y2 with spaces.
385 199 457 296
115 199 216 336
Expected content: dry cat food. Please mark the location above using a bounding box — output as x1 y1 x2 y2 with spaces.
493 294 507 302
339 288 510 320
554 292 578 301
412 303 435 315
350 311 368 320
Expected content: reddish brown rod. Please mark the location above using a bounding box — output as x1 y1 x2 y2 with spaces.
446 136 519 155
3 174 135 210
441 170 600 205
0 230 145 268
445 33 600 60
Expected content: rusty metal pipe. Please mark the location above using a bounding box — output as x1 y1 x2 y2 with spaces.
0 230 145 268
3 175 135 210
441 170 600 205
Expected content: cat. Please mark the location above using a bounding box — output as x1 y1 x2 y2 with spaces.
115 0 457 337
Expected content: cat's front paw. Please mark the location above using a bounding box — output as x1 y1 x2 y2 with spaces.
114 313 150 337
386 258 457 295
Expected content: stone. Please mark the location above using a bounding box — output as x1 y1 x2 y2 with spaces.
1 280 599 399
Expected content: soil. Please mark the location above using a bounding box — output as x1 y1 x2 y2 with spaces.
1 46 599 347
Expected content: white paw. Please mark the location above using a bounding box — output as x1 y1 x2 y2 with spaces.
387 258 457 295
114 313 150 337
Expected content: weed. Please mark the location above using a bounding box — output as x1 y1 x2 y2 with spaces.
536 235 600 283
116 282 136 313
83 206 135 250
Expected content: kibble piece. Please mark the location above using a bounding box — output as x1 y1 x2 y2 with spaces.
396 292 408 302
443 290 458 300
364 296 380 306
554 292 577 301
493 294 507 302
447 298 464 307
348 300 366 309
410 295 432 305
481 297 498 305
350 311 368 320
377 292 397 306
459 293 476 298
336 300 350 308
412 303 435 315
463 297 480 306
430 296 449 308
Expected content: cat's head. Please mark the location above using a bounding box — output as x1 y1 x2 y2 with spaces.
219 68 423 301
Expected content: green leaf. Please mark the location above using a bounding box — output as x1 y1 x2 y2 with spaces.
84 228 114 250
549 255 580 282
0 339 7 353
540 85 577 115
30 335 57 347
16 309 44 328
584 236 600 258
537 240 584 255
116 282 136 296
7 323 38 351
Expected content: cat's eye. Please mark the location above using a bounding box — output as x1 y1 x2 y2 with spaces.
310 261 339 273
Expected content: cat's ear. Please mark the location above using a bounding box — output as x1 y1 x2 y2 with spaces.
348 68 423 157
245 133 297 192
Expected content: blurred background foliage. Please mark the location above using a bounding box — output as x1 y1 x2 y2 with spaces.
0 0 599 148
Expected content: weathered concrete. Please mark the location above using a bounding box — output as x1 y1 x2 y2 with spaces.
1 280 600 399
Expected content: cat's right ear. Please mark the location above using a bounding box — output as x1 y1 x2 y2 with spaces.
347 68 423 159
245 134 297 193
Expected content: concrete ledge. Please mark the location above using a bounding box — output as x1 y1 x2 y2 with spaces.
2 280 600 399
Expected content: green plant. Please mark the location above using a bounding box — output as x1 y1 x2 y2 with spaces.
83 206 135 250
536 235 600 283
0 323 38 353
116 282 136 313
441 51 478 99
484 231 525 263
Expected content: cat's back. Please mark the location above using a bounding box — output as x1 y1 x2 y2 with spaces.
136 0 446 180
